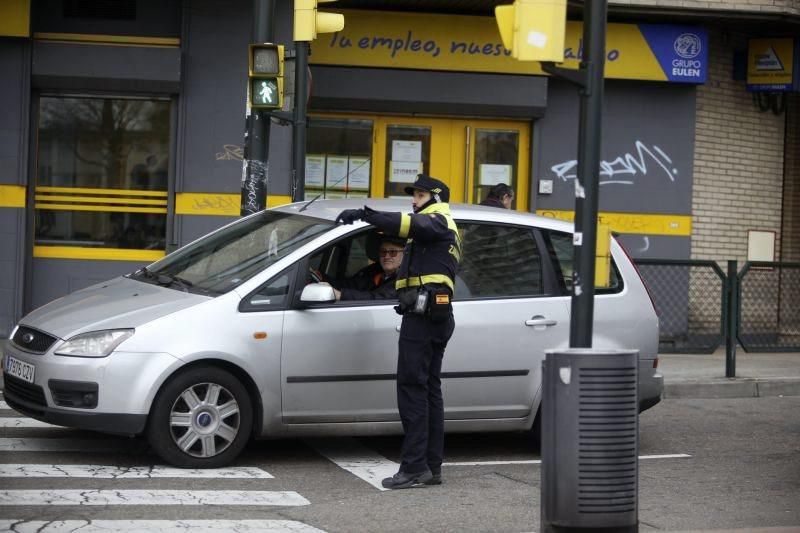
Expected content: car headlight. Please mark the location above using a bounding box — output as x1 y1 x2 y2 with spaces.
55 329 134 357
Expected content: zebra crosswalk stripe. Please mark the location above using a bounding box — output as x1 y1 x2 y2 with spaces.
0 464 274 478
0 520 326 532
0 490 310 506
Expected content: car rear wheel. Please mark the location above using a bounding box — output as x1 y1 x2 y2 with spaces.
148 366 253 468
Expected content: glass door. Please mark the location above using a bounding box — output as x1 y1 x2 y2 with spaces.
307 114 530 210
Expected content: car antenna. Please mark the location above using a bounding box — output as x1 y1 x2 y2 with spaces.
299 193 322 212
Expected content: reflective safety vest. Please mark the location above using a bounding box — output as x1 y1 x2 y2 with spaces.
363 202 461 293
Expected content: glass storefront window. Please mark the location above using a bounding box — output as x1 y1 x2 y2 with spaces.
305 118 373 200
384 125 430 198
472 129 519 208
35 96 171 250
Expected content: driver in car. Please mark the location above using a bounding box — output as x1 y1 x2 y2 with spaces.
322 235 406 301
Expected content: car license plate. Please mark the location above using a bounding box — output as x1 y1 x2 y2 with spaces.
4 355 35 384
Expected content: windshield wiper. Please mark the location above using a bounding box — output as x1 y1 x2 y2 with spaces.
155 273 194 292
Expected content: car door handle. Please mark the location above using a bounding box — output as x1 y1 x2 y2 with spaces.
525 316 557 327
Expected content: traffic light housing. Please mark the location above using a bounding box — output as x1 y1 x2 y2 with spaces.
249 43 284 109
294 0 344 42
495 0 567 62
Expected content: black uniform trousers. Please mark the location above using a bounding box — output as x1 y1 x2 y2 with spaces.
396 312 455 475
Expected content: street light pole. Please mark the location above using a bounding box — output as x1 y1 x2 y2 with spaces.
241 0 276 215
543 0 608 348
569 0 607 348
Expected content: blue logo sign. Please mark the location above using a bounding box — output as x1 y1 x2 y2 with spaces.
640 25 708 84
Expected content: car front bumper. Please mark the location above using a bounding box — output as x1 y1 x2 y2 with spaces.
2 341 182 436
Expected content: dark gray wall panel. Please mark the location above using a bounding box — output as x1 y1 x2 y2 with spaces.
0 41 26 184
32 0 181 37
179 0 292 198
534 79 696 216
179 215 237 246
0 209 23 337
0 41 27 337
310 66 548 119
177 0 293 249
29 258 147 311
32 42 181 93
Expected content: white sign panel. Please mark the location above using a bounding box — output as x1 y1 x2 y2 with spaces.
391 140 422 162
326 156 349 190
390 161 422 183
305 154 325 188
479 164 512 186
348 157 371 191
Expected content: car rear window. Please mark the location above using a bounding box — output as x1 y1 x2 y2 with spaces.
542 229 623 295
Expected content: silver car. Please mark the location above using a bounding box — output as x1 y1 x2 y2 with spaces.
2 200 662 468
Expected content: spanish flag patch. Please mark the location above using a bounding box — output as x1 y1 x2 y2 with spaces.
435 294 450 305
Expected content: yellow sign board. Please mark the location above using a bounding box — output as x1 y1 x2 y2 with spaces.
311 9 688 82
747 38 797 91
535 210 692 237
0 0 30 37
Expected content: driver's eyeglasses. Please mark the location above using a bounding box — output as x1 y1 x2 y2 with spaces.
379 249 402 257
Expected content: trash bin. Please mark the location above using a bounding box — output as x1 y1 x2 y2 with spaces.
540 349 639 532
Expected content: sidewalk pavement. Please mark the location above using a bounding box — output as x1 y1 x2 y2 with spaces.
1 340 798 400
660 348 800 399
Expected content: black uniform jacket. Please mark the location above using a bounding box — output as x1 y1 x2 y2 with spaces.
363 203 461 294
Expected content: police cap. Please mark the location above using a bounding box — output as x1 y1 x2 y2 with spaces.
404 174 450 203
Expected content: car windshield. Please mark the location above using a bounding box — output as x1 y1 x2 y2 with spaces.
130 210 333 295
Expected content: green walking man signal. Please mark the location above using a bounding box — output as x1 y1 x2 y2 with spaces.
248 43 284 109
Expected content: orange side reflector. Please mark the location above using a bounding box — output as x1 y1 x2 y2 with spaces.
253 332 267 340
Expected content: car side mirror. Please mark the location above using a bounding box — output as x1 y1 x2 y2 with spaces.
300 283 336 304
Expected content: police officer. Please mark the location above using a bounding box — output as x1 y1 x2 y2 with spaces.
336 174 460 489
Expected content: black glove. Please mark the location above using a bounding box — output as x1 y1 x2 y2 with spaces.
335 208 365 225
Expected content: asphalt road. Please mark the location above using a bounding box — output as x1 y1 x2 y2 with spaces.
1 396 798 532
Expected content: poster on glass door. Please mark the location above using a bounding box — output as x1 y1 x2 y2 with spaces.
390 140 423 183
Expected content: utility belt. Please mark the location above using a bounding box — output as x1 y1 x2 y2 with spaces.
395 283 453 321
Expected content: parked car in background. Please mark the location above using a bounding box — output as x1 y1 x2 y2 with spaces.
2 199 663 468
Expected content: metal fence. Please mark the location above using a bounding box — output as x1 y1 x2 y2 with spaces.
635 259 726 353
738 262 800 352
633 259 800 353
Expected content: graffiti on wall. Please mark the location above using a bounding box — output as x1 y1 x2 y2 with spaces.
550 140 678 186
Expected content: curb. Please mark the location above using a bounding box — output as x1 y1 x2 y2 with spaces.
664 378 800 399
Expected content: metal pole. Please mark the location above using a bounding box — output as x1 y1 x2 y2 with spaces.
292 41 309 202
241 0 276 216
569 0 608 349
726 260 738 378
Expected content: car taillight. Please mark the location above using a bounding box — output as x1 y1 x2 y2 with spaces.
653 357 659 369
615 236 659 316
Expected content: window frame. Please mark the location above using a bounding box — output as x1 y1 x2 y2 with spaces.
452 219 560 302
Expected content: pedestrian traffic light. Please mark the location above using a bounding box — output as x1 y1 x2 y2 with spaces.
249 43 284 109
495 0 567 62
294 0 344 42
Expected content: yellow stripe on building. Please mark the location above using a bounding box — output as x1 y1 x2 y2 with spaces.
33 33 180 47
535 209 692 236
0 185 26 208
33 246 165 262
36 186 168 197
175 193 293 216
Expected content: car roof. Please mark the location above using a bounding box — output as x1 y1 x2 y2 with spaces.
272 198 574 233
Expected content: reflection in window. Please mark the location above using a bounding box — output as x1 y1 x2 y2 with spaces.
457 223 542 298
543 230 622 294
306 118 373 200
35 96 170 250
473 129 519 207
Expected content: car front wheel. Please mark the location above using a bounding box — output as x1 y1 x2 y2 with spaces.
148 366 253 468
